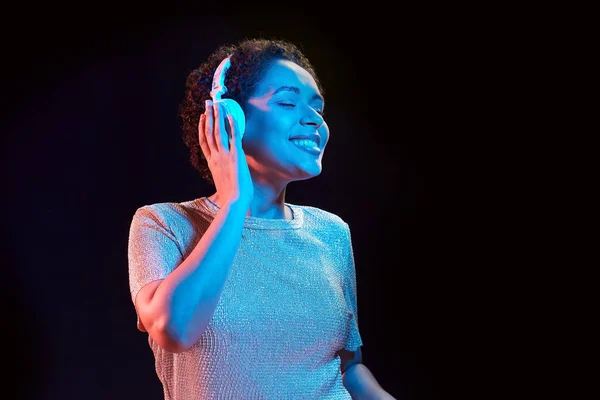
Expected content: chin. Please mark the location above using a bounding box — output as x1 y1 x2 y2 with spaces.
294 165 322 181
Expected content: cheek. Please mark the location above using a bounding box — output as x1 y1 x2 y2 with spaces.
243 111 268 142
243 114 285 154
247 112 294 141
270 112 296 131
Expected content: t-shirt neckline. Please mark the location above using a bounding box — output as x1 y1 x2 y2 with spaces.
194 197 304 230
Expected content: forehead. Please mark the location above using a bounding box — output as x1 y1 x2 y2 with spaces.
256 59 321 96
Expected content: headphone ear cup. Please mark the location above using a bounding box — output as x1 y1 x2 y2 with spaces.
216 99 246 140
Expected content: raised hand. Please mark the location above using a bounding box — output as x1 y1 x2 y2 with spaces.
198 100 254 208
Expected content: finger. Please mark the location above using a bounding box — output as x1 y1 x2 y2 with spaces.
204 100 217 153
198 114 211 160
213 102 229 152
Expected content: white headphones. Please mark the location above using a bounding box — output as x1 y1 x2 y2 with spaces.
210 56 246 139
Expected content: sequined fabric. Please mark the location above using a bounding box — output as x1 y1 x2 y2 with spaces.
128 197 362 399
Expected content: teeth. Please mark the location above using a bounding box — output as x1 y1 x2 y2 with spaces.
291 139 318 147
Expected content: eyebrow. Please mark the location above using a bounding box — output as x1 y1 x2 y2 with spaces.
273 86 324 102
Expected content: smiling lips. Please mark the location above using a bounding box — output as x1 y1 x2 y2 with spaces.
290 138 321 155
289 133 321 155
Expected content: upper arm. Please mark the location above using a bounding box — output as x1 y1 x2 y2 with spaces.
128 206 183 319
339 346 363 375
341 222 364 351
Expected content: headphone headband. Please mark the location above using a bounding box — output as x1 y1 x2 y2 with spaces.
210 56 232 101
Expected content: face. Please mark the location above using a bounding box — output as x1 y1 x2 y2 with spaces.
242 59 329 185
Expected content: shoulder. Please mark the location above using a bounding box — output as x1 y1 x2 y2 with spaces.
293 204 352 246
131 200 198 229
295 204 349 230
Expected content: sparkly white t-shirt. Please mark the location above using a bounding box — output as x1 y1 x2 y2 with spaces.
128 197 363 399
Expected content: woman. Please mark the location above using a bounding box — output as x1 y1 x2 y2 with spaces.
128 38 396 399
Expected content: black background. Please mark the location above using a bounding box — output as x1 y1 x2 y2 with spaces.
2 10 490 400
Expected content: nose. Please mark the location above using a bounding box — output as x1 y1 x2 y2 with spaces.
300 105 324 128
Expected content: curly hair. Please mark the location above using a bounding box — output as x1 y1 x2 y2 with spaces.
178 38 324 185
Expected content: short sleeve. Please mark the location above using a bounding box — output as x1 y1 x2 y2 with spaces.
342 222 363 352
127 206 183 309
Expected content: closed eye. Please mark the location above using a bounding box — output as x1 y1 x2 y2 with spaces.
279 102 325 117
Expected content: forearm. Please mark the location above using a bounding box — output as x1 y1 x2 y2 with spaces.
147 200 247 350
343 363 396 400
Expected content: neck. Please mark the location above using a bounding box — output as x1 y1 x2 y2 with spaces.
209 185 292 220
